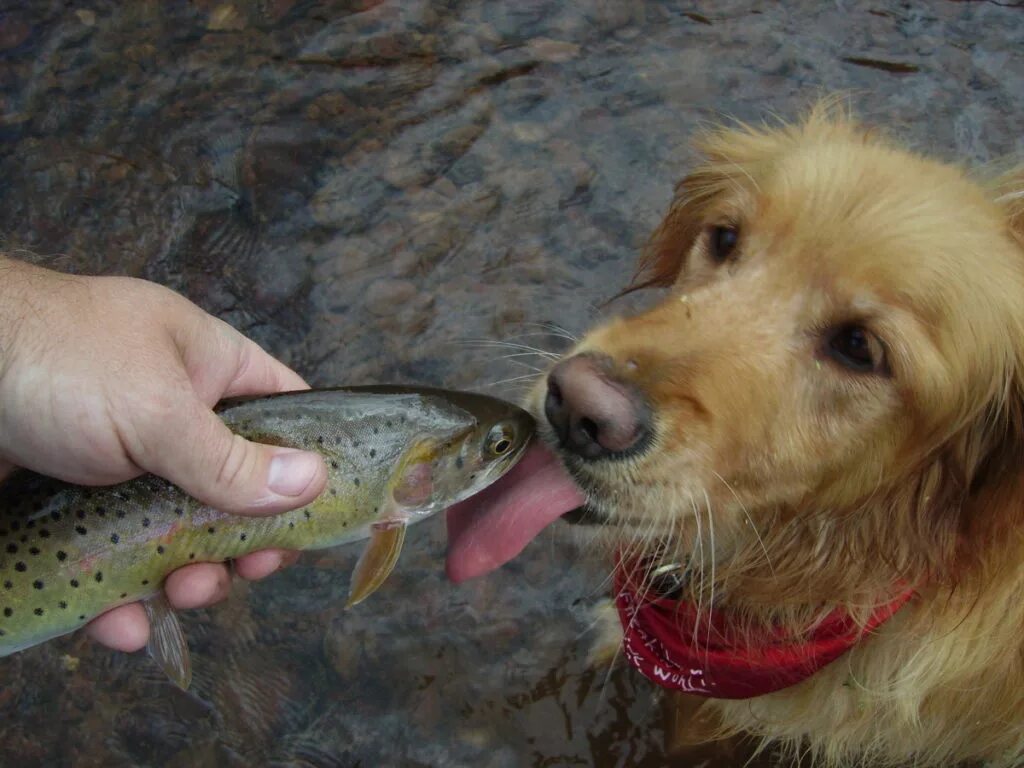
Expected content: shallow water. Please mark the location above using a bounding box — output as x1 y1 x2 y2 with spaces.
0 1 1021 766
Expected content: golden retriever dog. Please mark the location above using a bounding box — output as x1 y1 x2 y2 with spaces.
446 102 1024 767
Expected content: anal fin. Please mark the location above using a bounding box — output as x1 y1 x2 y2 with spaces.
143 593 192 690
346 523 407 608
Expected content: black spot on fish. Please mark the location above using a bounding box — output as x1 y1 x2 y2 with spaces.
75 526 87 536
189 553 195 560
370 449 377 458
455 456 464 469
76 510 86 520
329 488 337 496
95 572 103 583
28 547 39 556
175 507 184 517
56 551 66 562
3 608 10 617
39 528 50 539
141 579 149 586
14 562 26 572
386 420 393 428
70 579 79 588
58 601 66 609
288 521 295 529
142 518 151 528
95 506 106 517
110 534 119 544
34 608 43 616
208 527 215 534
116 510 126 519
120 592 127 599
304 510 311 519
156 546 165 555
25 520 34 529
354 478 360 487
240 533 247 541
373 427 379 435
3 581 11 590
316 436 324 444
19 535 27 543
49 511 60 522
331 460 339 469
0 629 5 636
32 580 43 590
5 543 16 555
373 506 379 513
78 615 85 620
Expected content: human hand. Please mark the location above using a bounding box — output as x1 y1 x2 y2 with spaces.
0 257 327 652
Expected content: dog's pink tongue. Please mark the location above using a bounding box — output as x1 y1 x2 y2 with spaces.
445 441 586 583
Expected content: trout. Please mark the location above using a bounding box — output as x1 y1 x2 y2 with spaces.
0 386 534 686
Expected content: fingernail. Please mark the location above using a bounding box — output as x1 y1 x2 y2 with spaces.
267 450 322 497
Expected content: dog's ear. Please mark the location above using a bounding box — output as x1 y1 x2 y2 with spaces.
952 169 1024 574
625 170 721 293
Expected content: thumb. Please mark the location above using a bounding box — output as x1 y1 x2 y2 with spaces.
142 398 328 516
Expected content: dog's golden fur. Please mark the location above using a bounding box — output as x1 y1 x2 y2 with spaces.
531 103 1024 766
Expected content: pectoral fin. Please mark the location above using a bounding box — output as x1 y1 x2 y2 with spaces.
143 593 192 690
346 523 407 608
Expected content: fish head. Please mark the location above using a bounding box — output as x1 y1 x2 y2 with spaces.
391 391 535 516
449 391 535 496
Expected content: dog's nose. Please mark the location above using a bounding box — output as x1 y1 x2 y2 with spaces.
544 354 650 460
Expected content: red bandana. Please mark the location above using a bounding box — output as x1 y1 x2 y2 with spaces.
614 559 916 699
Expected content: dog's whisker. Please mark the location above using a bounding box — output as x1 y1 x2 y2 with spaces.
711 469 776 580
479 373 543 389
455 339 560 357
703 488 717 666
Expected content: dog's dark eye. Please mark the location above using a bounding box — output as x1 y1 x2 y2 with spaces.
708 225 739 263
825 325 888 375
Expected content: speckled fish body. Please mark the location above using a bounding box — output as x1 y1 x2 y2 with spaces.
0 386 534 662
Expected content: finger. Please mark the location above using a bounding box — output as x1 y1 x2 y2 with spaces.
140 398 327 516
86 603 150 652
183 316 309 401
223 337 310 398
233 548 300 581
164 563 233 610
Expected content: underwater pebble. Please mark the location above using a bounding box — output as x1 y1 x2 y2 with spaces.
207 4 246 31
363 278 418 316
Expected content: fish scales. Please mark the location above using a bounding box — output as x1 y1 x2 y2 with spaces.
0 387 533 659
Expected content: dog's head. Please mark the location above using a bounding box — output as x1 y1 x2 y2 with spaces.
530 105 1024 606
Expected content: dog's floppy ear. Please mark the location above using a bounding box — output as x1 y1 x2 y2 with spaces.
954 168 1024 573
625 169 721 293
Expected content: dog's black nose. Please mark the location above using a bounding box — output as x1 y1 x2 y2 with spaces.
544 354 650 460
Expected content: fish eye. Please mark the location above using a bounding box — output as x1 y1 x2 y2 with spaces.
485 423 516 457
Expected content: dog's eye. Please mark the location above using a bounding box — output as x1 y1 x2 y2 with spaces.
825 325 888 375
708 225 739 263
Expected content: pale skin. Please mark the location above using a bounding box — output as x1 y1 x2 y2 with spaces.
0 256 328 652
